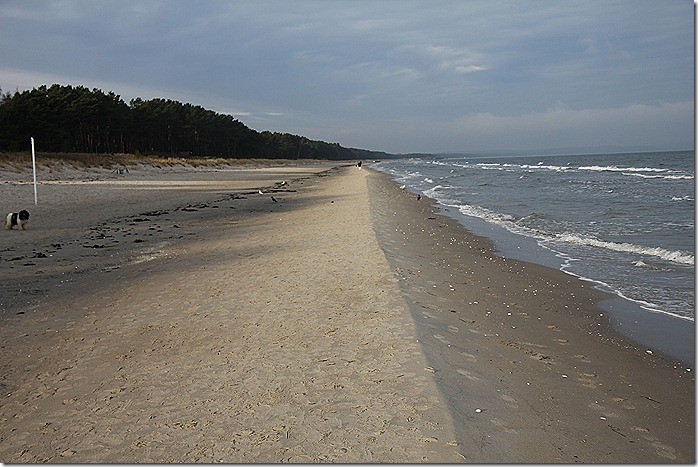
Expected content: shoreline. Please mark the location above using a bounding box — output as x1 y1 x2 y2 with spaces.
375 166 695 366
437 194 695 366
442 202 695 323
367 168 694 462
0 164 693 462
371 153 695 326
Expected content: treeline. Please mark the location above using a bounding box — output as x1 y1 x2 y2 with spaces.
0 84 391 160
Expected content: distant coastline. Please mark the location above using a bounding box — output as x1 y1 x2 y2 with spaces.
400 147 693 159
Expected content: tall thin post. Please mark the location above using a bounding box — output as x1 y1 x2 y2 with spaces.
31 137 37 205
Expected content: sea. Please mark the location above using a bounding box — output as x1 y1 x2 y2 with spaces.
373 150 695 322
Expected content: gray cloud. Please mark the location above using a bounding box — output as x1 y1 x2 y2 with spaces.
0 0 693 153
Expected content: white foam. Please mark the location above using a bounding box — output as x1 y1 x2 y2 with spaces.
578 165 668 173
452 203 516 224
554 233 694 265
521 164 573 172
423 185 446 197
564 268 693 320
624 172 694 180
632 259 666 270
476 163 506 170
446 200 695 267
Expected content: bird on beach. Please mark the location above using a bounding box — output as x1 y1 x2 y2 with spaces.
416 194 421 201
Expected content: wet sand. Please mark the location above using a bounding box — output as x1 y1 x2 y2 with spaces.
367 169 694 463
0 162 693 462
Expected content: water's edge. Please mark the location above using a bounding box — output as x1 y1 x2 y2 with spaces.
382 168 695 366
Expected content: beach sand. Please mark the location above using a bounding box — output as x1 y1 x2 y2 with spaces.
367 170 694 463
0 162 693 462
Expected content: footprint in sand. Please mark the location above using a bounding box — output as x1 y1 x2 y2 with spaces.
588 401 617 418
578 373 600 389
530 353 553 363
433 334 451 345
642 435 678 461
460 351 477 362
611 397 636 410
456 368 482 381
500 394 518 409
490 418 517 434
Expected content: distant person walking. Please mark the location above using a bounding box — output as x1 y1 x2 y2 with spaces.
357 161 362 169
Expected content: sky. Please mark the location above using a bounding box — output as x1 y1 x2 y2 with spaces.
0 0 694 154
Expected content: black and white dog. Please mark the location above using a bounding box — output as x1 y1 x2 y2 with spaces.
5 210 30 230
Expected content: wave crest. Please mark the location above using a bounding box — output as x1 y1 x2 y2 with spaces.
554 233 694 265
578 165 667 172
448 201 695 266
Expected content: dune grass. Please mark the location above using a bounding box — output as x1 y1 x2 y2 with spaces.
0 152 331 172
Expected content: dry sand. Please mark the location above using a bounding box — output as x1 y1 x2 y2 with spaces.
0 162 693 463
0 162 463 463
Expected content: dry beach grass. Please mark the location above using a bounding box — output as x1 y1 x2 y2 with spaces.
0 158 693 462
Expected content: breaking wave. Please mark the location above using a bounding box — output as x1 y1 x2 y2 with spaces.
446 201 694 266
553 233 694 266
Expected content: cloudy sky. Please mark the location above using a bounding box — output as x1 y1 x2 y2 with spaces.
0 0 694 154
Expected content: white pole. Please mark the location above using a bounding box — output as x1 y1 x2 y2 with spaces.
31 137 37 205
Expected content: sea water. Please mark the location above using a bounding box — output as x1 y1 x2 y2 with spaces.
373 151 695 321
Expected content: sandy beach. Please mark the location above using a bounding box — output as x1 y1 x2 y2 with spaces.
0 161 693 463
